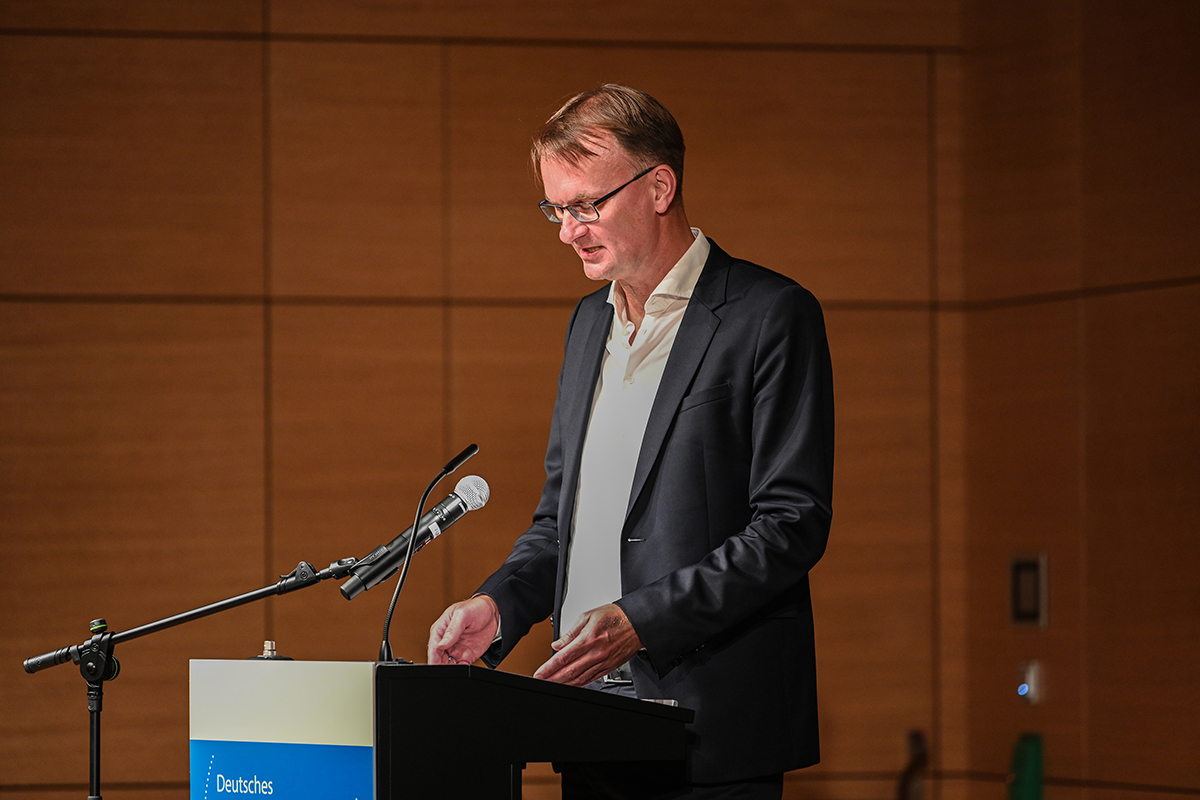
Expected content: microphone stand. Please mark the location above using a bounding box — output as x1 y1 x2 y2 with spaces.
22 557 358 800
378 443 479 662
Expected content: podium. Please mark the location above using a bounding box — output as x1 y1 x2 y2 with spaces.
190 660 694 799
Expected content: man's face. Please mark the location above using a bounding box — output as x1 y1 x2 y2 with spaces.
539 136 655 286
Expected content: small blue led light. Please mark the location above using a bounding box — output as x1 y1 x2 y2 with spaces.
1018 683 1029 696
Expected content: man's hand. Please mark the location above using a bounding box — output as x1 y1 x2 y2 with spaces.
427 594 500 666
533 603 642 686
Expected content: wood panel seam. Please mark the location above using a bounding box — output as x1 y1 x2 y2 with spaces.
0 27 963 56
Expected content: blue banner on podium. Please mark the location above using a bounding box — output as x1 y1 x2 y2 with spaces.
190 739 372 800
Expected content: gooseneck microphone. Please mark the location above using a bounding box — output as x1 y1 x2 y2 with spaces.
339 474 490 600
364 443 482 662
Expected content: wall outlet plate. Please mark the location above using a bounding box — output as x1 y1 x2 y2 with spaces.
1011 553 1048 628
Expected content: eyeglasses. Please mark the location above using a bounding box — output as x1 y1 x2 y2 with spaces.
538 165 657 224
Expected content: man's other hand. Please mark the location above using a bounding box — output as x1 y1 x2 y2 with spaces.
533 603 642 686
427 594 500 665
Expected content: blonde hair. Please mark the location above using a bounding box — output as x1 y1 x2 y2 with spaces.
531 84 685 199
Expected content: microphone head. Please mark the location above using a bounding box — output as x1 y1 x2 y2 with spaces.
454 475 490 511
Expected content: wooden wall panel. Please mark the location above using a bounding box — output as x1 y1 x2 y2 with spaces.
953 776 1005 800
963 0 1082 301
270 42 444 298
936 310 970 777
271 0 960 48
664 52 930 304
1084 286 1200 786
1046 787 1085 800
0 36 263 296
936 52 970 783
813 309 933 773
449 46 931 304
0 0 261 32
447 305 571 676
962 3 1200 793
964 302 1085 777
937 54 966 302
0 302 265 784
446 47 623 303
1082 1 1200 288
522 762 561 799
784 776 896 800
270 305 447 663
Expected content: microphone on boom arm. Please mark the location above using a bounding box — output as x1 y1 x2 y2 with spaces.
339 473 490 601
340 443 488 662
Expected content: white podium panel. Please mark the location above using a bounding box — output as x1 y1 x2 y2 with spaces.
190 660 374 800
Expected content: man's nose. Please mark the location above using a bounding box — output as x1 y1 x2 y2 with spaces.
559 212 587 244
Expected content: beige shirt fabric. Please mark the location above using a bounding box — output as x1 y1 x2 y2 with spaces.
559 229 711 631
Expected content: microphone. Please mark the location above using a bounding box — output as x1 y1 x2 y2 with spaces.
341 474 489 601
441 443 479 474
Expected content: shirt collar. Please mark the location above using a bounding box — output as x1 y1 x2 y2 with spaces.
608 228 709 319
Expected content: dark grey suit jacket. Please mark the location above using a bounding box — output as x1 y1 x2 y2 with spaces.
477 240 835 783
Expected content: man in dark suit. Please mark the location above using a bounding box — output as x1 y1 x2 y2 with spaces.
427 84 834 799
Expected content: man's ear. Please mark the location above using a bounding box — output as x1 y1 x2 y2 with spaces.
650 165 678 213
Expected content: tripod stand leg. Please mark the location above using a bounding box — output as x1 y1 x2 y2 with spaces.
88 680 102 800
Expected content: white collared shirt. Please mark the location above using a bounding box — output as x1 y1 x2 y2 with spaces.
559 229 710 630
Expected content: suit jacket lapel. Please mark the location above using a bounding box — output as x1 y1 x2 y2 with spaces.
625 243 731 521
